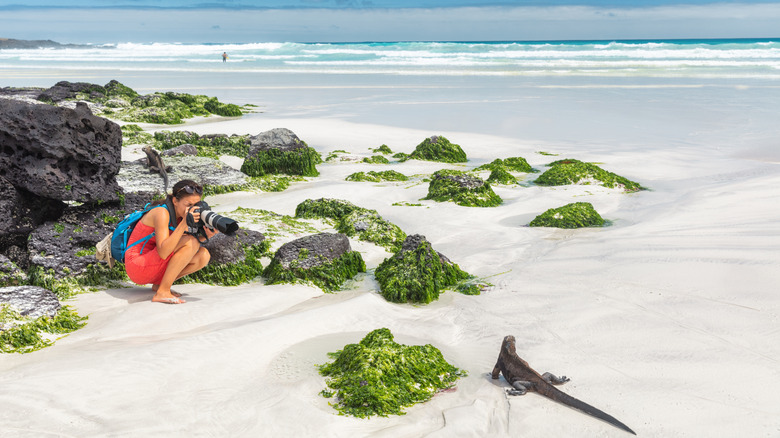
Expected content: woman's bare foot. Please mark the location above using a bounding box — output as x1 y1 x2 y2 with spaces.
152 295 186 304
152 284 182 297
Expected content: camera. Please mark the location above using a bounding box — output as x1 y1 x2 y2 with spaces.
186 201 239 241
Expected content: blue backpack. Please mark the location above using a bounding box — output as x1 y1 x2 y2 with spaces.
110 202 175 263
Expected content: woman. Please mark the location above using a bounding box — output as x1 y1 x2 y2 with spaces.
124 180 217 304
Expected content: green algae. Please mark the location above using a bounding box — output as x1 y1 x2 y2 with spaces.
0 304 88 354
374 238 473 304
529 202 606 229
486 167 519 185
346 170 409 183
372 144 393 154
294 199 406 252
476 157 534 173
318 327 465 418
202 175 305 196
178 237 270 286
392 152 409 161
28 263 129 301
262 248 366 292
224 207 321 244
535 159 644 192
153 130 251 159
423 169 502 207
325 150 350 162
121 124 153 145
241 145 322 177
363 155 390 164
408 136 467 163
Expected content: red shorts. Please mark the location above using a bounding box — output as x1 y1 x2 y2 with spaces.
124 222 173 285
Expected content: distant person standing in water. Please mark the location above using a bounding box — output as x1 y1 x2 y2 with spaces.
222 52 228 62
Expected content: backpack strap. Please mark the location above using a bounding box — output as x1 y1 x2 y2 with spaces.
126 202 176 256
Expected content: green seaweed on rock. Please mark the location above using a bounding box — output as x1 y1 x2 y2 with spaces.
423 169 502 207
241 145 322 177
178 239 270 286
529 202 606 229
535 159 643 192
294 199 406 251
372 144 393 154
363 155 390 164
476 157 534 173
318 328 466 418
346 170 409 182
408 136 467 163
486 167 519 185
28 263 129 301
262 249 366 292
1 305 88 354
374 237 472 304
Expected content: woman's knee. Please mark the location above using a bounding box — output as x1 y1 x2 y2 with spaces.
195 247 210 268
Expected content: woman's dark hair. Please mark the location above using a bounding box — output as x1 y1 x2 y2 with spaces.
151 179 203 206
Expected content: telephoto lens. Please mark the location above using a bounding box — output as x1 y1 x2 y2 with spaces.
194 201 239 236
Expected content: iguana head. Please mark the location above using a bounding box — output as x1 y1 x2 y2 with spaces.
502 335 517 355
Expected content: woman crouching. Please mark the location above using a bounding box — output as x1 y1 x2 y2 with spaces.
124 180 217 304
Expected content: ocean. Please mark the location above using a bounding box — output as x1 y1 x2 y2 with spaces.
2 39 780 79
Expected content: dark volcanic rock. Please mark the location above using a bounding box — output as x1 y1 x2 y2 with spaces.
398 234 453 265
0 175 65 239
27 192 156 278
203 229 266 265
433 171 485 190
0 99 123 203
161 143 198 157
274 233 352 270
37 81 106 103
0 254 27 286
0 286 61 322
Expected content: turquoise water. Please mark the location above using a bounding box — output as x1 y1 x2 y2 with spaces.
2 39 780 79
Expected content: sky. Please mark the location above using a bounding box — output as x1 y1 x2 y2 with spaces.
1 1 779 43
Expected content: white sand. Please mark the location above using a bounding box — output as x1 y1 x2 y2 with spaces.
1 111 779 437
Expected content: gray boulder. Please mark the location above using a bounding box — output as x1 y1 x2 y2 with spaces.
273 233 352 270
117 155 248 195
0 175 65 239
0 99 123 203
248 128 306 153
203 229 266 265
162 143 198 157
0 286 61 330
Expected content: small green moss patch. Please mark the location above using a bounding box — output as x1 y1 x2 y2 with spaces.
476 157 534 173
372 144 393 154
529 202 606 228
363 155 390 164
346 170 409 182
486 167 518 185
318 328 466 418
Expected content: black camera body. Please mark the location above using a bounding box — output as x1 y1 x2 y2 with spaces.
186 201 239 241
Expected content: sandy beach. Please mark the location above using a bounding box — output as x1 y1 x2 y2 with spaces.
1 67 780 437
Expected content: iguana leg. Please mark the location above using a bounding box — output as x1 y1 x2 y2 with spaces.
165 166 172 172
149 165 160 173
491 362 501 379
542 372 570 385
507 380 531 396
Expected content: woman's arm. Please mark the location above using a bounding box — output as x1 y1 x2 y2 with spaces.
147 206 198 259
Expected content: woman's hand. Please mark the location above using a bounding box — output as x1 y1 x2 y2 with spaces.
186 206 201 226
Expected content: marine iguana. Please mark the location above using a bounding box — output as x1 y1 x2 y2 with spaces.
492 335 636 435
142 145 171 193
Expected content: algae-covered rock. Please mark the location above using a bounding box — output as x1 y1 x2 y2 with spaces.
486 167 519 185
535 159 643 192
153 130 250 159
262 233 366 292
318 327 466 418
345 170 409 182
423 169 502 207
374 234 472 304
294 198 406 251
363 155 390 164
372 144 393 154
179 229 269 286
408 136 467 163
241 128 322 177
0 255 26 287
529 202 606 229
1 289 87 354
476 157 534 173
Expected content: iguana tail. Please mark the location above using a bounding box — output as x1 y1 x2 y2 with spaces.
162 170 169 193
537 382 636 435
